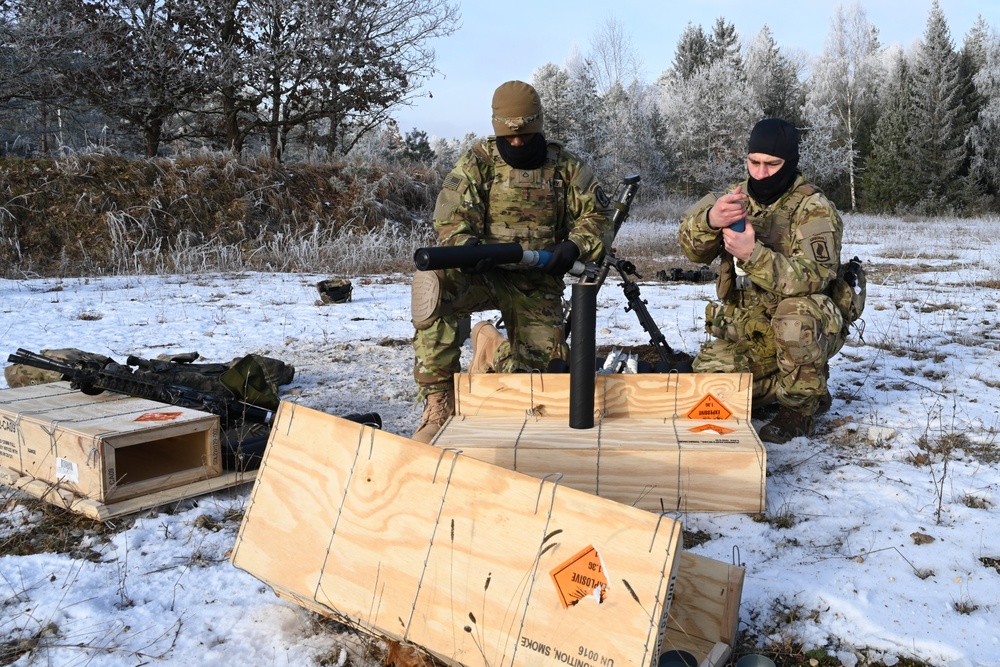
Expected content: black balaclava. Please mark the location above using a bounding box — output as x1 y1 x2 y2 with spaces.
497 133 548 169
746 118 800 206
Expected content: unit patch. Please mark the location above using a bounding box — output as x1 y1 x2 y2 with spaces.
810 236 832 264
594 185 611 208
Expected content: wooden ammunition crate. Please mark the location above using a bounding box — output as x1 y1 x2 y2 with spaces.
431 372 766 513
0 381 224 517
232 401 686 667
663 551 744 666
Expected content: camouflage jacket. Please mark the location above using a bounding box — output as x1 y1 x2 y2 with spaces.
431 137 612 265
679 174 843 312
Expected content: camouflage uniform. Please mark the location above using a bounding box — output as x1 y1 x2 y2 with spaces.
679 174 846 415
412 137 612 400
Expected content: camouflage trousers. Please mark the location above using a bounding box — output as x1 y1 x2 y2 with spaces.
693 294 846 415
411 268 567 400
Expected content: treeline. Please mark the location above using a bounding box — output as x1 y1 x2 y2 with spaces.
517 3 999 216
0 0 459 159
2 1 998 216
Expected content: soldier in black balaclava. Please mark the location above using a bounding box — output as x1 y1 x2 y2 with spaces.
678 118 851 443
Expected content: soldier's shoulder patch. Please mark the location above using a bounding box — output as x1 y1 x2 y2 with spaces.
442 173 463 191
594 185 611 208
810 235 834 265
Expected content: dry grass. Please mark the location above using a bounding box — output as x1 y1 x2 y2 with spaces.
0 153 442 278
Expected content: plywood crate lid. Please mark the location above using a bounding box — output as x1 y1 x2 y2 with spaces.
0 381 218 438
232 401 685 667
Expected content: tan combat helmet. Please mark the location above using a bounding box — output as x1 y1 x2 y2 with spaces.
491 80 543 136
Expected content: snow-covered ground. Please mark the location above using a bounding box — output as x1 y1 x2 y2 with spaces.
1 215 999 667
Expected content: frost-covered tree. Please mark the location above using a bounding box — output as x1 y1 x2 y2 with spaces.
862 49 917 212
532 62 576 145
429 136 460 168
8 0 212 157
596 79 670 189
745 25 804 125
669 23 711 81
807 2 883 210
709 17 741 66
563 48 603 164
799 101 854 187
588 16 642 95
660 59 760 195
968 33 1000 201
957 15 991 188
907 0 967 212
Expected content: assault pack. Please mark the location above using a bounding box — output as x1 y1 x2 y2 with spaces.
829 255 867 329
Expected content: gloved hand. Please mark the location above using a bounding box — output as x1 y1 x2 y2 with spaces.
459 238 496 275
543 241 580 276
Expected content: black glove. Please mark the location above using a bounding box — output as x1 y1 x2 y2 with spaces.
543 241 580 276
459 237 496 275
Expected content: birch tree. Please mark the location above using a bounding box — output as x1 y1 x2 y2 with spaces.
588 16 642 95
806 2 883 210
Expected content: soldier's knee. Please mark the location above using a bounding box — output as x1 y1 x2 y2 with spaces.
772 299 824 365
411 270 444 330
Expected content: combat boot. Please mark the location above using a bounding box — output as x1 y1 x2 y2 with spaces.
412 390 454 444
816 390 833 416
469 321 506 374
759 406 814 444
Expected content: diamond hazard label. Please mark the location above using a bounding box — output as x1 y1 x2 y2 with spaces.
689 423 735 434
135 411 183 422
686 393 732 420
549 545 609 609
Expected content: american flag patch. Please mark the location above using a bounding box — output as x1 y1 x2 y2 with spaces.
442 174 463 191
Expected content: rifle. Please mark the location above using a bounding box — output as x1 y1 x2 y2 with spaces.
7 349 384 431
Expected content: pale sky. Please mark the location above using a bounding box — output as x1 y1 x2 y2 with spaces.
391 0 997 141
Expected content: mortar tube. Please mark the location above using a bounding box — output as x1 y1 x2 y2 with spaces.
569 282 597 429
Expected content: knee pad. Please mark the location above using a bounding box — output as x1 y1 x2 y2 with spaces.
411 270 443 330
772 312 824 365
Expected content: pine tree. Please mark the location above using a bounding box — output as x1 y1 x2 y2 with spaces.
863 50 917 212
532 63 575 145
403 129 435 163
745 25 804 125
709 17 741 66
670 23 711 81
907 0 968 213
957 15 990 199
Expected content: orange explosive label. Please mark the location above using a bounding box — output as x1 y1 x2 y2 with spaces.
686 393 733 420
688 423 735 435
135 411 184 422
549 545 609 609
